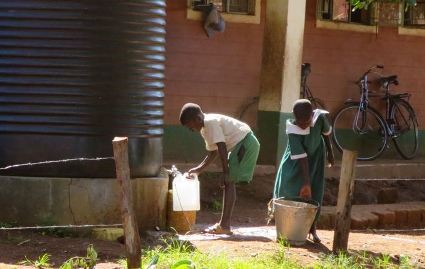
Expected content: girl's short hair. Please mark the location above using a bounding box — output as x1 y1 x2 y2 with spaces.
293 99 313 121
179 103 202 125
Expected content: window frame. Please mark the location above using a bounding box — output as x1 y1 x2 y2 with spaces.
317 0 375 26
399 0 425 36
316 0 378 34
187 0 261 24
403 0 425 27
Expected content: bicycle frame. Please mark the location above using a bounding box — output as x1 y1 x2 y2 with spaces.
334 64 418 160
352 65 415 137
300 63 312 99
300 63 324 107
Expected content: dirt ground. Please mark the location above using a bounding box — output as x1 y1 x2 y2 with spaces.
0 173 424 268
193 192 425 268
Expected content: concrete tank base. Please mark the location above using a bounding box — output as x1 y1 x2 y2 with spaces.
0 169 168 232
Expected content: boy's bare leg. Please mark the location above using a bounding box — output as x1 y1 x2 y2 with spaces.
219 179 236 230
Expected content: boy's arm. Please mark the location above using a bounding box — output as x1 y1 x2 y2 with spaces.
188 150 217 175
323 134 335 167
299 157 312 199
216 142 229 187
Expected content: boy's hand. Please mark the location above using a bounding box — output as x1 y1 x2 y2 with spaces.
187 167 201 177
299 184 312 199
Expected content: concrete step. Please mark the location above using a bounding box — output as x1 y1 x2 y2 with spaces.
326 159 425 179
318 201 425 230
166 159 425 180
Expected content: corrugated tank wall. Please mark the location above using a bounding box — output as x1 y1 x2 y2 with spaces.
0 0 166 177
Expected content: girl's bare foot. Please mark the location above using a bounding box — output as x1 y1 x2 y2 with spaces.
309 226 321 243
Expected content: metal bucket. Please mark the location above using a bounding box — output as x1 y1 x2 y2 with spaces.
273 198 319 246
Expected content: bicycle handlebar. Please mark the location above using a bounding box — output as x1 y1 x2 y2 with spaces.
358 64 384 83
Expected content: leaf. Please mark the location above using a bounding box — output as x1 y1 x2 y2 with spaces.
59 262 72 269
171 259 195 269
145 255 159 268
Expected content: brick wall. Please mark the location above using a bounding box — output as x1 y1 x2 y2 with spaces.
303 1 425 127
164 0 265 127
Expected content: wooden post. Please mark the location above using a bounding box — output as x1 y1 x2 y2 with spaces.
112 137 141 269
332 150 357 254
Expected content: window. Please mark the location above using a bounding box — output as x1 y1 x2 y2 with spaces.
191 0 256 15
187 0 261 24
404 0 425 27
317 0 374 25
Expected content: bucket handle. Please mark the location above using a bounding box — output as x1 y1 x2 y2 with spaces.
267 196 320 224
274 196 320 208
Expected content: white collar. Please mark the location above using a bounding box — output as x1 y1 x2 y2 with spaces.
286 109 329 135
312 109 329 125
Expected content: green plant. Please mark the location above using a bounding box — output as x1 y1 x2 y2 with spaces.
210 199 222 212
59 244 98 269
116 258 127 268
313 251 416 269
274 237 291 263
373 254 393 269
277 237 290 248
314 252 362 269
142 237 303 269
142 236 415 269
0 221 17 228
350 0 416 11
399 254 412 269
171 259 195 269
19 253 51 268
161 237 194 253
39 217 78 238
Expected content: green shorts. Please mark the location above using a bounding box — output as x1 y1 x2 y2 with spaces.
228 132 260 184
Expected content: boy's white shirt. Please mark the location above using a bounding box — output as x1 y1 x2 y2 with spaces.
200 113 251 151
286 109 331 136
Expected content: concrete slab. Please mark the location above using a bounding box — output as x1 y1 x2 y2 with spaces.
0 169 168 231
318 202 425 230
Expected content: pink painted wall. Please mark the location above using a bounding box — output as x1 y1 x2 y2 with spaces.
303 0 425 127
164 0 265 127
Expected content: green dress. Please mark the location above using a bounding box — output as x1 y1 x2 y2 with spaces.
273 110 331 217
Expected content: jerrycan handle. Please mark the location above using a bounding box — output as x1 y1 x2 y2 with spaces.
183 172 198 181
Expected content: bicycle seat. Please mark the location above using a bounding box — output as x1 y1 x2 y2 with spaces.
379 75 399 87
301 63 311 77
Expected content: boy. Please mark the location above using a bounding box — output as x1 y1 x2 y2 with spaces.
180 103 260 235
273 99 334 243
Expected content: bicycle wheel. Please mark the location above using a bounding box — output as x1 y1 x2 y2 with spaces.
391 99 418 159
332 104 388 161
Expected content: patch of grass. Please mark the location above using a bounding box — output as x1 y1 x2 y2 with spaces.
313 251 415 269
210 199 223 212
38 217 80 238
19 253 51 268
0 221 17 228
313 252 362 269
141 236 417 269
142 236 301 269
59 244 98 269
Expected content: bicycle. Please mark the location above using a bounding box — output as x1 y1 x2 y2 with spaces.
301 62 326 110
332 65 418 161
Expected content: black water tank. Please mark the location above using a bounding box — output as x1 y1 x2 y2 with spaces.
0 1 165 177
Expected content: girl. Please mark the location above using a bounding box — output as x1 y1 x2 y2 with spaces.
273 99 334 243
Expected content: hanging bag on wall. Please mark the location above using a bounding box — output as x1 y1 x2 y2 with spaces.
194 3 225 37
